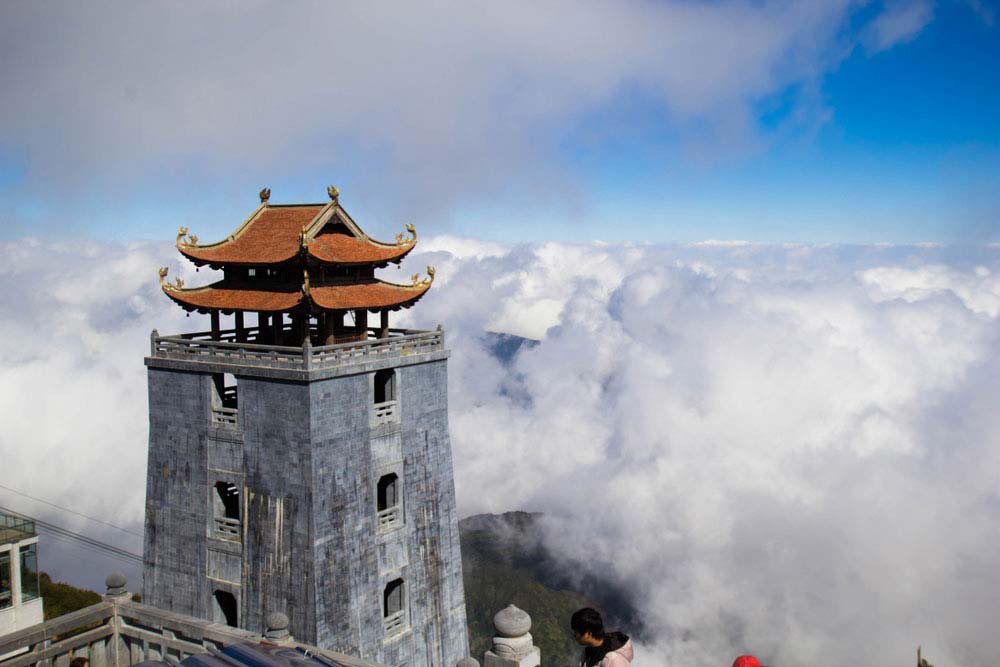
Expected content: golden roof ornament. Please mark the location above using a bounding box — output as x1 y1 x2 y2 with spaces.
302 269 311 296
327 185 339 202
396 223 417 246
410 265 435 287
158 267 184 290
259 187 271 203
175 227 197 247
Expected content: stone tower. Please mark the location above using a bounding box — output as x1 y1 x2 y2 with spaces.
143 187 468 667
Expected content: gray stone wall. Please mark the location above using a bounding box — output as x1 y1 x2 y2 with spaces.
145 341 468 667
143 368 212 618
239 377 316 639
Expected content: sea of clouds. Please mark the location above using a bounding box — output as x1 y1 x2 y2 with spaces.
3 236 999 666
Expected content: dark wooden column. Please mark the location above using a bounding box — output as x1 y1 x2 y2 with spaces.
355 308 368 340
322 311 338 345
235 312 246 343
210 310 220 341
272 312 284 345
379 310 390 339
291 313 308 346
256 312 268 343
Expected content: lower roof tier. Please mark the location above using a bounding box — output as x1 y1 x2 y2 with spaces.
162 278 431 314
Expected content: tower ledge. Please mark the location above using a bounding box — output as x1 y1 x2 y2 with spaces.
146 326 448 380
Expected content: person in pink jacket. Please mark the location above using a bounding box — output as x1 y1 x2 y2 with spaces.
570 607 634 667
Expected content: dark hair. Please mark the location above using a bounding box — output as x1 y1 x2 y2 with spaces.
70 658 89 667
570 607 605 639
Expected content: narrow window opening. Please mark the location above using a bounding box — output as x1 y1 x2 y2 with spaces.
377 473 399 512
212 482 240 540
212 590 238 627
0 552 11 609
374 369 395 405
211 374 239 428
382 579 403 621
19 544 39 603
213 373 238 409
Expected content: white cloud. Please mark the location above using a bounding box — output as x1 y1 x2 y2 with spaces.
864 0 935 53
425 239 1000 666
3 236 998 665
0 1 921 219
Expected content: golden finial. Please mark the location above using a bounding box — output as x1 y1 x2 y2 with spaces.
396 223 417 246
158 267 184 290
327 185 339 202
302 269 311 295
175 226 197 247
259 187 271 203
411 265 435 287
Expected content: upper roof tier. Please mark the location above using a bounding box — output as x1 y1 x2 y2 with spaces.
159 274 434 314
176 189 417 268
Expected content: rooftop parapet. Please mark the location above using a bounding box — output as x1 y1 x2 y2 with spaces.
0 512 35 547
146 326 447 380
0 575 387 667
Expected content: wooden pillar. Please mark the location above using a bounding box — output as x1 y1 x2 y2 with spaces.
210 310 220 341
235 311 246 343
256 312 267 343
355 309 368 340
380 310 390 339
272 312 284 345
291 313 308 346
321 312 334 345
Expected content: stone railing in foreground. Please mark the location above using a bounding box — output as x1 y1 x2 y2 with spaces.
147 327 447 380
0 575 385 667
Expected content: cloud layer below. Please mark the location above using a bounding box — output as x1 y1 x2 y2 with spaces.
3 236 999 665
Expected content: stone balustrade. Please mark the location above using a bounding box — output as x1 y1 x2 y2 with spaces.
0 576 385 667
147 328 447 380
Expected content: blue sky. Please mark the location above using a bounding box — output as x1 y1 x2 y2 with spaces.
0 0 997 244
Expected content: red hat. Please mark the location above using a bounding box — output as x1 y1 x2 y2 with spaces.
732 656 761 667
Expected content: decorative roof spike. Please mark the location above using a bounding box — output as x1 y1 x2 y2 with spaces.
327 185 339 202
302 269 311 296
410 265 436 287
158 267 184 291
395 223 417 246
175 226 197 248
259 187 271 203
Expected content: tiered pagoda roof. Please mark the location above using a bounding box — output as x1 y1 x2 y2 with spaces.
159 186 434 317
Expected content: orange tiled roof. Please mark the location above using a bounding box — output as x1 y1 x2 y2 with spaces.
311 281 430 310
177 202 416 267
162 280 430 313
178 205 325 266
307 232 414 265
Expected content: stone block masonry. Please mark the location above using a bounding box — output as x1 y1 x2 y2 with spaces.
144 331 468 667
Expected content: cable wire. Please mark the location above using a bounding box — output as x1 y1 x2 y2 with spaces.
0 482 142 538
0 506 143 564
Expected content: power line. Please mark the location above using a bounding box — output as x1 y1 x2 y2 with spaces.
0 506 143 564
0 482 143 538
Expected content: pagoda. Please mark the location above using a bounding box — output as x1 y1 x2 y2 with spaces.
159 185 434 345
143 187 469 667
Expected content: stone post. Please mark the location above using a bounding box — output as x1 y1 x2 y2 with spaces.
264 612 293 645
457 658 480 667
483 605 540 667
104 572 129 599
